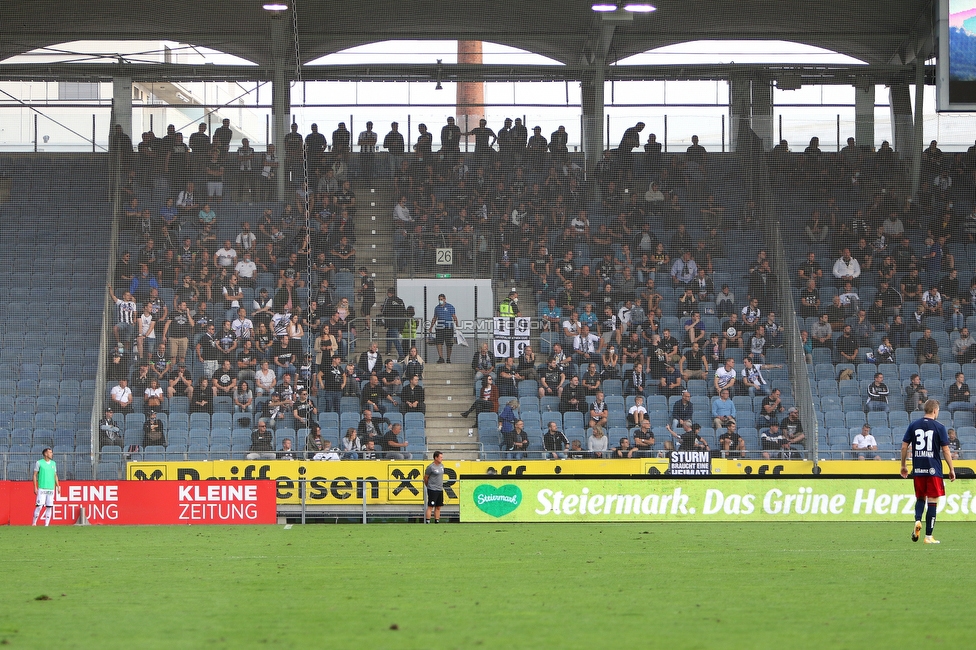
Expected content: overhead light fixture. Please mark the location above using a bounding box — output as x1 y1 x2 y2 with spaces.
591 3 617 11
624 4 656 12
263 3 288 11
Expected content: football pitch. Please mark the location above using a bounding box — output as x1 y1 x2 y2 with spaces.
1 522 973 649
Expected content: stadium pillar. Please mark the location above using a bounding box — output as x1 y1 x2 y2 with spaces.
112 75 133 138
728 74 751 152
751 76 774 151
270 12 292 201
888 83 914 160
854 85 875 150
581 67 605 181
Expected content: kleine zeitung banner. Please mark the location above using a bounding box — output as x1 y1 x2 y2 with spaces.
0 481 277 525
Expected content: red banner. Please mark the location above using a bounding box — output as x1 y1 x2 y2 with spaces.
1 481 277 526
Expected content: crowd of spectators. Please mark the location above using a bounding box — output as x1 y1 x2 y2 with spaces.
783 135 976 433
105 119 445 458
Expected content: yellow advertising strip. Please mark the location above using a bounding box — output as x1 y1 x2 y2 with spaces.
127 458 976 505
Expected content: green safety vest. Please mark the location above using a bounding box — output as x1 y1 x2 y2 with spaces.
499 299 516 317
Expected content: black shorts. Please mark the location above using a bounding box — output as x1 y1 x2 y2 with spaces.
435 328 454 346
426 489 444 507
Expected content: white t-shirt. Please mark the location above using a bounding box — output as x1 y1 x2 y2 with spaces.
235 260 257 279
852 433 877 449
110 385 132 404
215 247 238 268
574 333 600 354
715 367 736 389
628 405 647 417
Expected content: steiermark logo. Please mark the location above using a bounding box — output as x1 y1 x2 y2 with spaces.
472 484 522 518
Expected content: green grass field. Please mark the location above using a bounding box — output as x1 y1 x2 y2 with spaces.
1 522 973 648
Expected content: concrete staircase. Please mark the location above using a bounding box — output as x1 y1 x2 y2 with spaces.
420 361 482 460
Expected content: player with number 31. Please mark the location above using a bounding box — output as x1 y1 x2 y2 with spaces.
900 399 956 544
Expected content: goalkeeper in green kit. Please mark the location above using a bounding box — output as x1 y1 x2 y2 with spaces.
32 447 59 526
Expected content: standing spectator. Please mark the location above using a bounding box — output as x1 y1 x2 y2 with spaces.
357 121 378 179
383 122 405 176
429 293 459 364
866 372 891 412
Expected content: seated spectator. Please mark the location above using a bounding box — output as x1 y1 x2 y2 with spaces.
572 325 602 367
575 360 600 395
628 395 648 428
362 374 398 414
715 283 735 317
760 422 788 460
110 378 134 414
587 424 609 459
341 427 363 460
851 423 881 460
496 357 522 397
248 420 276 460
679 341 708 381
904 373 928 413
835 325 858 364
559 376 587 413
866 372 890 412
659 363 683 398
758 387 785 427
137 408 165 448
543 421 569 460
832 248 860 285
670 251 697 287
401 375 426 414
712 388 736 429
98 407 123 449
947 373 971 413
915 328 940 365
720 313 743 352
614 437 638 458
625 362 647 398
810 314 833 349
717 420 745 458
713 358 736 396
278 437 297 460
740 357 779 397
671 390 694 431
234 380 254 413
631 419 656 457
921 285 944 317
947 428 962 460
357 409 388 449
380 422 412 460
461 375 500 417
589 391 609 429
502 418 528 461
869 336 895 365
953 328 976 364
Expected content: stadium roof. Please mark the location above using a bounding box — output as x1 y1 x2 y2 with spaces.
0 0 936 70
